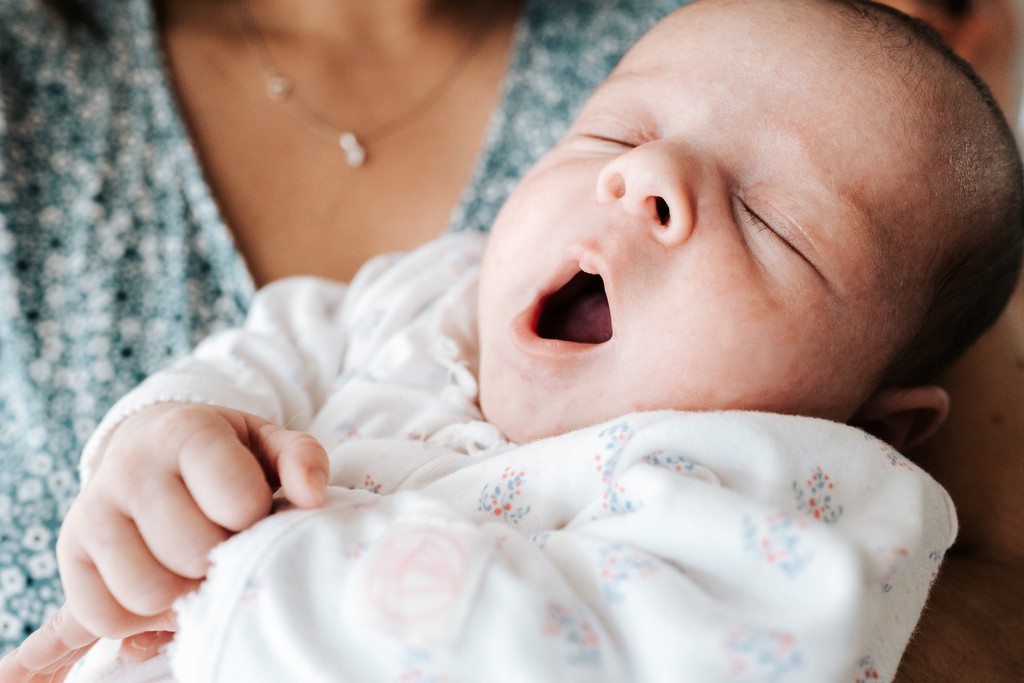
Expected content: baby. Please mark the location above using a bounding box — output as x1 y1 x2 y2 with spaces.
5 0 1022 681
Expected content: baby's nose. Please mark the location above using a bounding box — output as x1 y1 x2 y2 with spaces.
595 144 694 248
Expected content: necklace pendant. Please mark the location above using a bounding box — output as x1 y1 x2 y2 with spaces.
339 132 366 168
265 74 292 101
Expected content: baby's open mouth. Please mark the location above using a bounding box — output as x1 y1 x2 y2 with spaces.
535 271 612 344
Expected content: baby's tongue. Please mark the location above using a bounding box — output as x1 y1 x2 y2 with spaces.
536 273 612 344
557 291 612 343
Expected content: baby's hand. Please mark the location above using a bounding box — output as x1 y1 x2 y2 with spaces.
56 403 329 639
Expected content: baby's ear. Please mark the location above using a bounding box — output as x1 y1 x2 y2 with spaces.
851 385 950 452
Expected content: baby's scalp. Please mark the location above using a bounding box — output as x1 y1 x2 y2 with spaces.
475 0 1023 444
816 0 1024 388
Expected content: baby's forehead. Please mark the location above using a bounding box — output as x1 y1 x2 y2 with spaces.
624 0 945 89
613 2 913 123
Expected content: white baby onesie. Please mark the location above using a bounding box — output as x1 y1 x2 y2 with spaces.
69 232 956 683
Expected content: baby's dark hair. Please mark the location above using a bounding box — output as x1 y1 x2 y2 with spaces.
826 0 1024 387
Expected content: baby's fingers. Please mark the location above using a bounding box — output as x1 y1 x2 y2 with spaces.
0 605 95 683
250 419 329 509
58 503 198 637
154 406 325 526
124 473 231 580
165 406 276 531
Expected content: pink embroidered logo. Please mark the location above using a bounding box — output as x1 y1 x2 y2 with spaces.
366 528 470 623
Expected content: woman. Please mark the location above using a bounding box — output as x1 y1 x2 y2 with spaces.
0 0 681 652
0 0 1019 679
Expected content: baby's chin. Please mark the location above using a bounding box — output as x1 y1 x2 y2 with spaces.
493 421 583 446
478 395 557 445
483 391 862 445
483 408 555 446
481 395 613 445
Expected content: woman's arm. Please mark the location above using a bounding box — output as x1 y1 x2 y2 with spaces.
900 293 1024 680
881 1 1024 678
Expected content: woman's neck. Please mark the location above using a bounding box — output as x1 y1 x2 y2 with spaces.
156 0 520 284
249 0 441 48
160 0 516 49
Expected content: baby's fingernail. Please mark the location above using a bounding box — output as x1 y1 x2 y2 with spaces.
119 631 175 662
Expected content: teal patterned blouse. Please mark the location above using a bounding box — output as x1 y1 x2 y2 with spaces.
0 0 687 648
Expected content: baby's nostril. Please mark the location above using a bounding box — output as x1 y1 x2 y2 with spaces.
655 196 670 226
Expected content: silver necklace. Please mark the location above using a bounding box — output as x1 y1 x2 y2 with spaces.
236 1 494 167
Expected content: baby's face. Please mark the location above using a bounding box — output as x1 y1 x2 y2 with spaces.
478 0 946 443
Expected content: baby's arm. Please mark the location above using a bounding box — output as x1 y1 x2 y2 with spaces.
0 403 328 683
57 275 365 641
0 273 363 681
